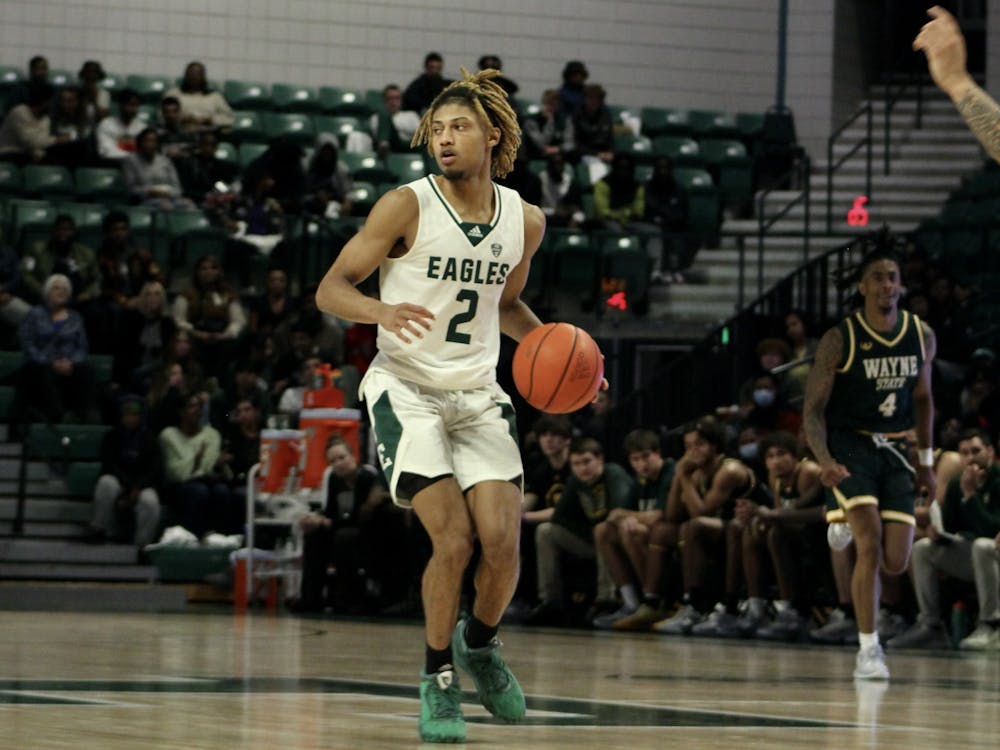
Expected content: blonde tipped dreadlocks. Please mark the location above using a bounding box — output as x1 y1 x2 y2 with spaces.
411 67 521 178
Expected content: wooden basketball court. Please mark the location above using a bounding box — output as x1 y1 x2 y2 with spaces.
0 609 996 749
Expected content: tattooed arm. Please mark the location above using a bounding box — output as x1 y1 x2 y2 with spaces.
914 6 1000 162
803 327 850 488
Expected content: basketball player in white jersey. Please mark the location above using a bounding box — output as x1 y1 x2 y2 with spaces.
317 68 544 743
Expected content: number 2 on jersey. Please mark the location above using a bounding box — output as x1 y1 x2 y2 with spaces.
445 289 479 344
877 392 897 418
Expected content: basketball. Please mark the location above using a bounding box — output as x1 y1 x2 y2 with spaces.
513 323 604 414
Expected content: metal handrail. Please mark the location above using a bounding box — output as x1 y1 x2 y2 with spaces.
882 67 927 175
754 155 811 305
826 103 872 234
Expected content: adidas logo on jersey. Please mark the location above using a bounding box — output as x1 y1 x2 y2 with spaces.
467 225 483 238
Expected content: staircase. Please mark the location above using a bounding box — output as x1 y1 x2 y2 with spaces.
648 85 985 326
0 424 160 584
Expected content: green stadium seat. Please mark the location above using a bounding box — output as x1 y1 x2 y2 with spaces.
65 461 102 497
125 74 172 102
24 423 111 461
238 142 269 169
386 153 428 184
689 110 740 139
319 86 371 116
364 88 386 115
549 230 600 309
6 198 57 249
88 353 114 385
99 71 124 95
652 136 703 167
263 112 316 145
164 210 226 271
52 202 105 247
699 139 754 207
271 83 321 113
213 142 239 167
231 110 268 142
0 351 23 383
515 97 541 118
0 384 14 421
0 66 22 90
0 162 21 194
74 167 127 204
22 165 75 199
736 112 766 153
340 152 394 183
641 107 692 138
223 80 271 110
674 168 721 238
48 69 74 88
314 115 365 146
634 164 654 183
346 181 380 216
613 134 654 162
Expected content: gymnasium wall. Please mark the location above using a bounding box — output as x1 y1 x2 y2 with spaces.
2 0 845 154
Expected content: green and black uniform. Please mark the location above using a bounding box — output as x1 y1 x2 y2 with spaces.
551 463 637 543
637 460 675 513
824 310 927 525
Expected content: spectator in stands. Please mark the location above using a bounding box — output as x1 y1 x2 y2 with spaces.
732 337 803 417
88 394 162 549
209 359 271 431
512 415 574 612
77 60 111 124
96 88 145 161
243 138 305 214
295 435 381 612
114 280 176 393
218 395 261 491
573 84 614 170
572 388 613 449
538 151 583 228
496 144 541 205
0 241 31 346
525 437 637 626
524 89 576 161
214 164 288 286
156 96 194 159
0 83 70 164
784 309 818 392
50 85 92 145
274 350 321 418
282 284 346 367
733 431 824 639
96 210 161 311
593 151 645 230
122 128 194 211
163 61 234 133
176 130 238 205
643 155 690 283
303 133 354 218
248 267 298 341
171 254 246 379
6 55 50 109
558 60 589 117
159 390 241 538
21 214 100 305
402 52 451 114
889 428 1000 650
653 419 758 635
18 274 98 424
366 83 420 157
478 55 518 100
593 429 675 629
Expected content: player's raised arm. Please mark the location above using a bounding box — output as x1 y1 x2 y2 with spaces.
915 5 1000 163
315 187 434 343
803 326 849 485
498 200 546 342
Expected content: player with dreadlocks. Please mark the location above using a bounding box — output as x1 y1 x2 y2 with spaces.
803 233 936 681
317 68 544 742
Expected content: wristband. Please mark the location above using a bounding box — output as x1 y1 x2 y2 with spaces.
918 448 934 468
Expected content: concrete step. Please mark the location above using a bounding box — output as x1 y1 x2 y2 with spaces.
0 497 90 522
816 157 983 175
0 460 57 481
0 562 155 582
0 581 188 611
831 141 983 160
0 538 137 564
807 173 963 192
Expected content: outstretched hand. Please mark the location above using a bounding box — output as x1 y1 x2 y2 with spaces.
914 6 972 96
378 302 435 343
819 460 851 488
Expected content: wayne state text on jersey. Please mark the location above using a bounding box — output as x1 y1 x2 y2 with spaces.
426 256 511 285
861 354 920 391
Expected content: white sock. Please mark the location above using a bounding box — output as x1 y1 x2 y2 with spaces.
748 597 767 616
773 599 790 614
620 584 639 610
859 631 879 650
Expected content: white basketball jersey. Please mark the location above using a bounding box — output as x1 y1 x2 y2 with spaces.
370 175 525 390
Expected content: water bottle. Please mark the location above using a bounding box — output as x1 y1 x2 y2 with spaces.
950 600 968 649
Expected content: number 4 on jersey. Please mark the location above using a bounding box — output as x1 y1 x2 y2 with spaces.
877 392 897 418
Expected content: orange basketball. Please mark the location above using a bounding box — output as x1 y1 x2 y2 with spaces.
513 323 604 414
